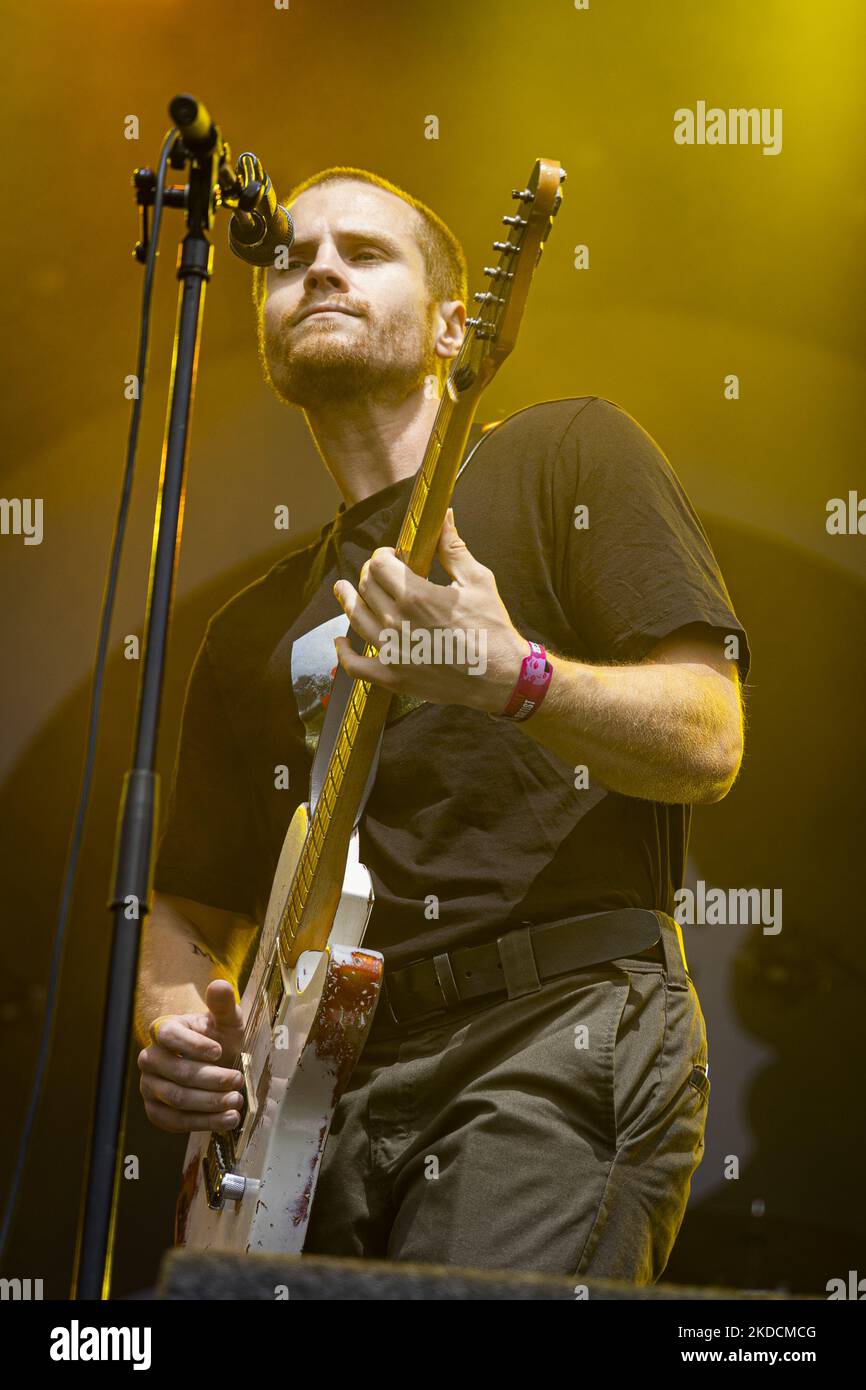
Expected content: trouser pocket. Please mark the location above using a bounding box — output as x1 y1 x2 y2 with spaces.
688 1061 711 1105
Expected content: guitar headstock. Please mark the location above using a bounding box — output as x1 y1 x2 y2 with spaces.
449 157 565 393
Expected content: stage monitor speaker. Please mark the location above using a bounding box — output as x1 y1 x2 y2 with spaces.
157 1250 805 1301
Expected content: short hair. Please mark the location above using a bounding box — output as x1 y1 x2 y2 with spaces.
252 166 468 383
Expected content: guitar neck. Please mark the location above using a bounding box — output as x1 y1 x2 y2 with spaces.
279 386 482 964
394 388 479 571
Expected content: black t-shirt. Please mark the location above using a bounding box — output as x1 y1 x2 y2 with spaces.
153 396 751 971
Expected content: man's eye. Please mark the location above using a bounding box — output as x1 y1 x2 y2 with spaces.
353 250 380 261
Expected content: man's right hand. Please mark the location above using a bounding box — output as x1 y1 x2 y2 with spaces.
138 980 246 1134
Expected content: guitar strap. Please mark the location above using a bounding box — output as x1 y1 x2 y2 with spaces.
309 420 499 823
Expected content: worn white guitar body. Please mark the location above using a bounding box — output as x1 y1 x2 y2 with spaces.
174 802 382 1254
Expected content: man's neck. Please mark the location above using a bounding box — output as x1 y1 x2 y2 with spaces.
303 388 442 508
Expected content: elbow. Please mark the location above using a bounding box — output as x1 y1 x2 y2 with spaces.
694 730 745 804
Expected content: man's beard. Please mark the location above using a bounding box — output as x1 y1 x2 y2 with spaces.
263 296 439 409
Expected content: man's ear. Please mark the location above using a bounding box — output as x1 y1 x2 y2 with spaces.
433 299 466 363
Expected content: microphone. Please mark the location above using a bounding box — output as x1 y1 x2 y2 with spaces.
226 152 295 268
169 94 220 154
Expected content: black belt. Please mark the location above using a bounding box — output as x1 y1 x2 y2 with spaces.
377 907 664 1028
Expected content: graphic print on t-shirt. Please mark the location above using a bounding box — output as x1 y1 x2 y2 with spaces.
290 613 424 757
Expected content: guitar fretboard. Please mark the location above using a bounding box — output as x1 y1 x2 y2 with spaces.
275 388 460 961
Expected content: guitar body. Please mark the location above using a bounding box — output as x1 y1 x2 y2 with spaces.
174 802 382 1254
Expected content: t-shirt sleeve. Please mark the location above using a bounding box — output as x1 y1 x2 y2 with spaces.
560 397 751 685
153 630 262 920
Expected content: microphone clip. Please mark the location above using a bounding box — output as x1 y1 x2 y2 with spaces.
219 152 294 267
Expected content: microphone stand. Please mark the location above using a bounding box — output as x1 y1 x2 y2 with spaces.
72 108 223 1300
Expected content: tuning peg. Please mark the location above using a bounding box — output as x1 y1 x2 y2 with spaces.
466 317 496 340
511 188 534 203
484 266 514 280
492 240 519 254
559 168 567 182
474 290 505 305
501 214 527 228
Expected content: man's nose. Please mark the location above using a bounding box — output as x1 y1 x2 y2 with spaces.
303 247 349 294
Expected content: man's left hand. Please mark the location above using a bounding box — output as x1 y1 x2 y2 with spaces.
333 509 526 715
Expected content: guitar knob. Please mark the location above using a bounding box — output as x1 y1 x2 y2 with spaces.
219 1172 248 1202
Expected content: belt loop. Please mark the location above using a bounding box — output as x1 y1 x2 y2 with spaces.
433 952 462 1008
496 926 542 1000
656 911 689 988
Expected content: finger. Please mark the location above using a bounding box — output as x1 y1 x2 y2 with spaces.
205 979 242 1023
364 548 430 604
334 635 400 689
437 508 487 585
143 1096 241 1135
353 569 399 629
140 1073 245 1115
137 1045 244 1092
148 1015 223 1061
333 582 385 646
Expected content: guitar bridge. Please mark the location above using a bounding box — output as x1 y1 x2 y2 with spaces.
202 1134 230 1210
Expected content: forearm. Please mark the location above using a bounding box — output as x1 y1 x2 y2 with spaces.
134 899 238 1050
330 521 744 804
512 650 742 805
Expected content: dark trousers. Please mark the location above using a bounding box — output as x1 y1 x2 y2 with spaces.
303 913 710 1284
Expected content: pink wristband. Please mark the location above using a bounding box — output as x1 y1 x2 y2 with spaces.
497 640 553 721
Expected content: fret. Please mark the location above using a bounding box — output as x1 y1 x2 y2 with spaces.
349 687 366 721
289 893 302 928
336 729 351 769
